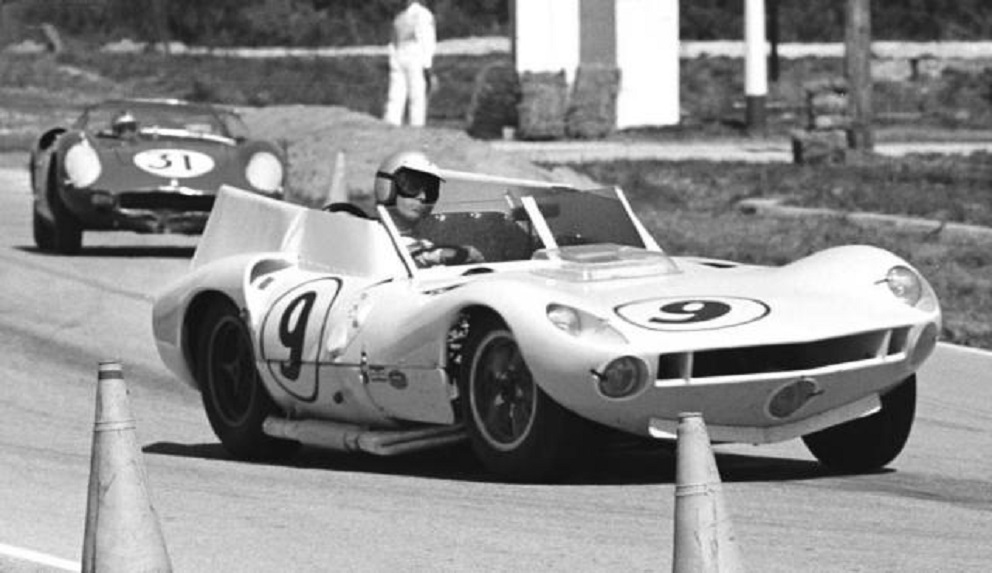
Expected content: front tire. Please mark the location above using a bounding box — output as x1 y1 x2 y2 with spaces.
32 205 56 251
459 316 582 482
803 375 917 472
197 302 299 460
46 163 83 254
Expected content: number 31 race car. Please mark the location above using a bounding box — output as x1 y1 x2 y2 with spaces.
151 168 941 482
30 98 285 254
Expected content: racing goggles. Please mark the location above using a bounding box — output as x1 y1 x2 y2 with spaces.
388 167 440 204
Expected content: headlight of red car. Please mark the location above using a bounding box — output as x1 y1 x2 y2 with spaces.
245 151 284 194
64 140 102 188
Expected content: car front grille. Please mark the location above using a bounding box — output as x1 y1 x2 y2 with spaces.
657 328 910 381
117 192 215 212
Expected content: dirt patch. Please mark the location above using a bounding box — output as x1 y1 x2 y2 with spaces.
238 105 596 208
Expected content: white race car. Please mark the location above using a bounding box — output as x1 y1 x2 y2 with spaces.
151 169 941 481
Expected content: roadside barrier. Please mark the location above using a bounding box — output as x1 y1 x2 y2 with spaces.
82 361 172 573
673 412 744 573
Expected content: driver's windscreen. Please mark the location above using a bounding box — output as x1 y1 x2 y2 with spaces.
519 188 645 248
84 106 227 135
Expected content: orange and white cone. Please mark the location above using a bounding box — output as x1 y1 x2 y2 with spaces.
672 412 744 573
82 361 172 573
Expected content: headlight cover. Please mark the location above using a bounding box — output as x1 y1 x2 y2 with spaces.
594 356 648 399
245 151 284 194
885 266 922 307
64 140 102 188
547 303 627 345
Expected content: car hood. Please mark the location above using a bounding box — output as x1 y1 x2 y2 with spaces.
89 135 244 193
448 244 938 351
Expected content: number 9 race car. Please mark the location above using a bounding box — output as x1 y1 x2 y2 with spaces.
151 168 941 482
29 98 286 254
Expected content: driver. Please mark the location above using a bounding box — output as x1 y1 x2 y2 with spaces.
110 110 139 139
373 150 483 267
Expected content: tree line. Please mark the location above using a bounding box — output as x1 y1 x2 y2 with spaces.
5 0 991 47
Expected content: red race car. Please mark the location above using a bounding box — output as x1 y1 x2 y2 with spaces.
29 98 286 254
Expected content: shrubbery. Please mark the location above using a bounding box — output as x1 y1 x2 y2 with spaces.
6 0 992 46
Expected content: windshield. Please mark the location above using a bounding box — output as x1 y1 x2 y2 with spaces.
379 181 657 266
79 101 234 139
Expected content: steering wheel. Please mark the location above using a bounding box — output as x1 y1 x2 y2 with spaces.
409 244 472 265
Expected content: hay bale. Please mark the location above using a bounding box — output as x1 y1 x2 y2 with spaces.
565 64 620 139
517 71 568 141
466 61 520 140
791 129 848 165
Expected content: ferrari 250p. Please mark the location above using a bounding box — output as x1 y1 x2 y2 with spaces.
151 169 940 481
30 98 285 254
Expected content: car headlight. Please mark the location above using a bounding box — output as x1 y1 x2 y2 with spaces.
245 151 284 194
885 266 922 307
64 140 101 188
547 303 627 344
593 356 648 399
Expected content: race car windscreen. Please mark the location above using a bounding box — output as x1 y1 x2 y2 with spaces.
82 103 231 138
511 187 647 249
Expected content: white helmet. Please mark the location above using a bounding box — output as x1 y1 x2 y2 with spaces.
112 110 138 135
373 150 443 206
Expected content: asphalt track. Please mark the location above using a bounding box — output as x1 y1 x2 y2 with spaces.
1 155 990 572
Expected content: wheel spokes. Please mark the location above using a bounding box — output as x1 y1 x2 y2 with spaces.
474 334 537 446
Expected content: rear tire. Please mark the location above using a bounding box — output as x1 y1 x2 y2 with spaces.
197 301 300 461
803 375 916 472
459 316 583 482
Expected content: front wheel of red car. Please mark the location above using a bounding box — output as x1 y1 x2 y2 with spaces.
196 302 299 461
802 375 916 472
459 317 583 482
45 166 83 254
32 205 56 251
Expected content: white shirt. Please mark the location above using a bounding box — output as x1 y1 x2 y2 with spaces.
390 1 436 68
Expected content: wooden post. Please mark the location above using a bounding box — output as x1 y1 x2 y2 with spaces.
744 0 768 134
845 0 873 151
767 0 780 82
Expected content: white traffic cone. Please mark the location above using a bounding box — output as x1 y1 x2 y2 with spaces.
672 412 744 573
82 361 172 573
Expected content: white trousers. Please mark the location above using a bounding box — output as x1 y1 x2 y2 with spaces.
383 46 428 127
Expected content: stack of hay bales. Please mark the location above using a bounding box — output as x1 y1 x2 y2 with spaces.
467 65 622 142
516 71 569 140
565 64 620 139
466 61 521 140
791 78 850 165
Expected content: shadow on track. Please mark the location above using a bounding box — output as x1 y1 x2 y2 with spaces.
17 245 196 258
143 439 868 486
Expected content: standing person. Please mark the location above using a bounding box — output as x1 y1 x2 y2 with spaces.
382 0 437 127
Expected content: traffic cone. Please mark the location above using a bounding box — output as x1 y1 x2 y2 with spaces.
326 150 348 205
82 361 172 573
672 412 744 573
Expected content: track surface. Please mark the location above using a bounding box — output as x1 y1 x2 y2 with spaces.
1 156 990 572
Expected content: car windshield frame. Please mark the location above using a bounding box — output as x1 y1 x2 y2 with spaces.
376 178 663 277
77 100 237 141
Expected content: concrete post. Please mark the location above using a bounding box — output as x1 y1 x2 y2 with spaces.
745 0 768 134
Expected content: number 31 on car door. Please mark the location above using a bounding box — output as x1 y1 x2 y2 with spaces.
259 278 341 401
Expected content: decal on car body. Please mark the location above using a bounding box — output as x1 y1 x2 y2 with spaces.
259 278 342 401
616 296 769 331
133 149 215 178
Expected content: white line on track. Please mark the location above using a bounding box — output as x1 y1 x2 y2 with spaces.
939 341 992 359
0 543 80 572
